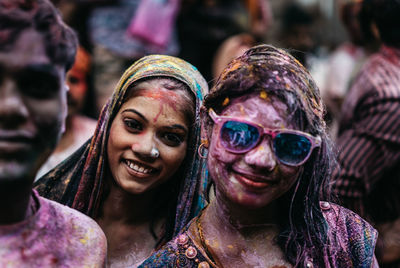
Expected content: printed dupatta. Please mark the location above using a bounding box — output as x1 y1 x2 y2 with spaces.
35 54 209 237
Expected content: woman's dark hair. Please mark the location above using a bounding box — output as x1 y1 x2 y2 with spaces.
0 0 78 71
116 76 196 247
202 44 335 266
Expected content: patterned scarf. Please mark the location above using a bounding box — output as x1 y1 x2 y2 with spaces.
35 54 209 237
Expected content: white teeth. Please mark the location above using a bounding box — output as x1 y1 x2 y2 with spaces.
126 160 153 174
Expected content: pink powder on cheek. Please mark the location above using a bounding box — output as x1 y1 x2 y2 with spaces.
209 140 238 165
131 143 141 150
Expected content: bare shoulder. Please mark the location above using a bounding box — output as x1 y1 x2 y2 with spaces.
41 197 107 264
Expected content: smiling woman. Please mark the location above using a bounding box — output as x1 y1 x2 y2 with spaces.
107 78 193 196
140 45 379 268
35 55 209 266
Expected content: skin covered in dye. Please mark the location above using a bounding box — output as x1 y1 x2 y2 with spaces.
101 79 192 266
0 191 106 267
0 29 66 224
199 93 302 267
0 28 106 266
0 29 66 188
208 94 301 209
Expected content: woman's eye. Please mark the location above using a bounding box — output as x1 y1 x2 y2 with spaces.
162 133 184 146
124 119 142 131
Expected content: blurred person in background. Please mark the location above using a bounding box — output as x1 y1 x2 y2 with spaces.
323 0 377 139
332 0 400 266
0 0 106 266
90 0 184 115
177 0 271 84
63 0 182 114
212 33 257 80
278 3 316 68
35 46 97 180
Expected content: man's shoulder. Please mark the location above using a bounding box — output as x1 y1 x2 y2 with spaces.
0 193 106 267
39 196 105 240
38 196 107 262
358 50 400 95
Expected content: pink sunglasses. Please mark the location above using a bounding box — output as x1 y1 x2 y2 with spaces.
209 108 321 166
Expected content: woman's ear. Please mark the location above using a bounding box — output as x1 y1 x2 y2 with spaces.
200 106 212 147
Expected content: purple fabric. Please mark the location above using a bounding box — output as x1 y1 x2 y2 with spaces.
140 202 378 268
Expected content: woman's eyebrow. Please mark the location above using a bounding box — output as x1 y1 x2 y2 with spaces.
164 124 188 133
121 109 148 122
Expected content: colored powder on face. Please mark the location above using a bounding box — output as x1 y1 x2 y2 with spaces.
259 91 269 101
239 105 245 116
131 143 141 150
140 87 181 123
222 97 230 106
140 90 164 100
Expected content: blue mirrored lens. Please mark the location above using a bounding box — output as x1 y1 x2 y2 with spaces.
221 121 260 152
273 133 311 165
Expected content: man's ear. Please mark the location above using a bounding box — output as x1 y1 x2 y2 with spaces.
200 106 213 148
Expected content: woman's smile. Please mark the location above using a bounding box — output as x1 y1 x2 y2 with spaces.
233 173 271 190
123 159 159 177
230 166 279 190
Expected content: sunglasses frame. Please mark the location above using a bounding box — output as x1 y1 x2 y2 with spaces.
209 108 321 166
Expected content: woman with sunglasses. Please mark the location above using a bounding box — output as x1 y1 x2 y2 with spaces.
140 45 378 267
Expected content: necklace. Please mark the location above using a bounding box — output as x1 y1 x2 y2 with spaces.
196 210 223 267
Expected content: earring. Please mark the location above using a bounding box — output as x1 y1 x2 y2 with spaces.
198 142 208 159
150 147 160 158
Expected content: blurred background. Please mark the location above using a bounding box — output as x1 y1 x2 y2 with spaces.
50 0 366 116
41 0 375 168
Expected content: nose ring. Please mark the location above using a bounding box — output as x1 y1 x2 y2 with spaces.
150 147 160 158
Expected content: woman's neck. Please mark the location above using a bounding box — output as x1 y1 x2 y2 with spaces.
207 189 280 232
98 179 160 224
198 189 289 267
98 179 167 267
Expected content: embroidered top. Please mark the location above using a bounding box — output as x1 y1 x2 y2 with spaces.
140 202 378 268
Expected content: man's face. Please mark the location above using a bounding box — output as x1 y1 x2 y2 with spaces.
0 28 67 184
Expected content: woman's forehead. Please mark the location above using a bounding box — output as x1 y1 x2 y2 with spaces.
221 93 294 129
128 79 189 102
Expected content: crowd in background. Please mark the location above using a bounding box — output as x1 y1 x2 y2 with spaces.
0 0 399 267
50 1 400 266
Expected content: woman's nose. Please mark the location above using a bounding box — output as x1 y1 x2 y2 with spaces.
131 132 158 159
243 137 276 170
